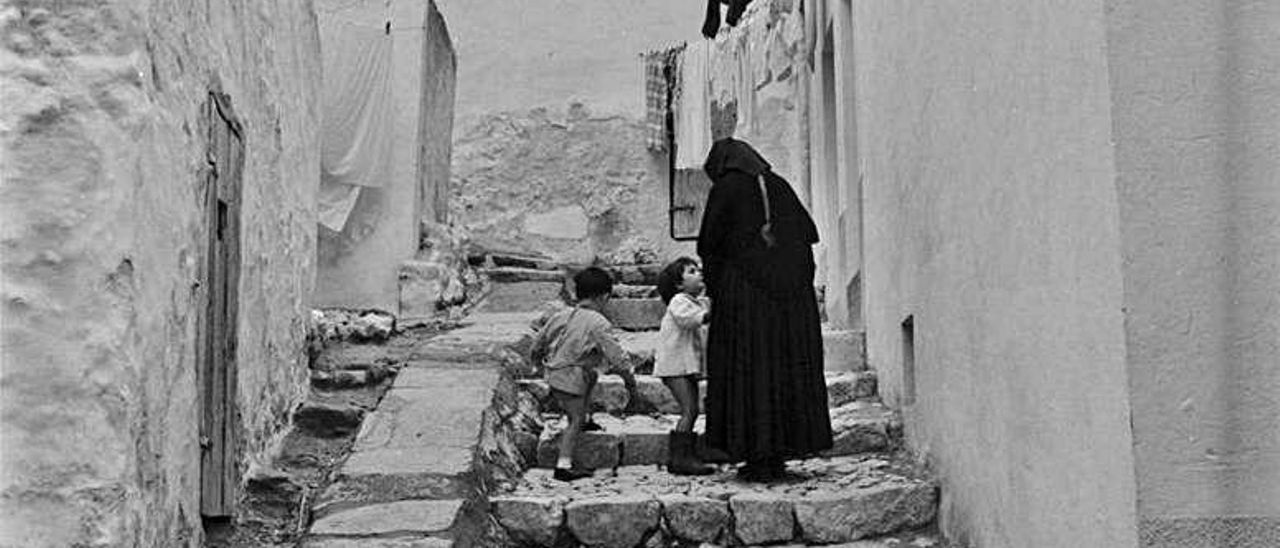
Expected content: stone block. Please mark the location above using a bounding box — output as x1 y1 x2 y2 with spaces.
611 265 647 285
591 377 631 414
311 369 373 389
518 379 555 409
730 494 796 545
826 371 879 408
513 430 541 466
536 431 621 470
313 309 396 342
294 401 365 438
303 538 452 548
617 331 658 374
658 495 731 543
399 260 447 320
565 496 661 548
603 298 665 331
822 329 865 372
310 499 461 537
492 496 569 547
619 429 668 466
792 482 938 543
826 405 892 456
631 377 679 414
312 343 395 372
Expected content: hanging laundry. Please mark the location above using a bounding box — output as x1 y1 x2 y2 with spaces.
318 19 395 232
734 29 755 136
643 50 669 152
751 20 771 88
766 21 792 82
674 40 713 169
702 0 754 39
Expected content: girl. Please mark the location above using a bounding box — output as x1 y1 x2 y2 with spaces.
654 257 716 476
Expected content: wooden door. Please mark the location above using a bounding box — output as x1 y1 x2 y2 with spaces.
199 91 244 518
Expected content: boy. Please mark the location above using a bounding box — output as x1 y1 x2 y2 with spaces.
530 267 629 481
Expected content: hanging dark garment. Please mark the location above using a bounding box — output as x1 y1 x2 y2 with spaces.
697 138 832 463
702 0 754 39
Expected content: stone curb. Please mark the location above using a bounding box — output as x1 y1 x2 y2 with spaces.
490 479 938 547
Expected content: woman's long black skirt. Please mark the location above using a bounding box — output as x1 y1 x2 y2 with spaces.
703 263 833 463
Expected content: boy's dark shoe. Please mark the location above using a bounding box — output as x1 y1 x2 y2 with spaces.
553 467 592 482
582 418 605 432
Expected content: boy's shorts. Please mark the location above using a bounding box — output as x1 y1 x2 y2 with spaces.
547 365 598 396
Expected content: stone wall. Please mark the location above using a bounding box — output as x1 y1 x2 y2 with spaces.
435 0 703 264
1107 0 1280 543
0 1 320 546
852 1 1139 547
451 106 690 264
314 0 457 313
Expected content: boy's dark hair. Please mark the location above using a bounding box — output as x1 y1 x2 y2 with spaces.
573 267 614 300
656 257 699 304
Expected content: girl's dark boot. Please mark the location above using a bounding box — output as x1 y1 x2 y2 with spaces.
668 431 715 476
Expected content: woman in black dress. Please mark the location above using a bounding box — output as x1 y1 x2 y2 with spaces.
697 137 832 480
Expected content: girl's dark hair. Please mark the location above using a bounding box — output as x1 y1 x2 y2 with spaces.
573 267 614 300
656 257 699 304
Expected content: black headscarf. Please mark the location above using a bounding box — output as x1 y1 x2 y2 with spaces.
698 137 819 298
704 137 771 181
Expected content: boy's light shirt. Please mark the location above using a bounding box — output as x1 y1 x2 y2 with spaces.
531 305 628 372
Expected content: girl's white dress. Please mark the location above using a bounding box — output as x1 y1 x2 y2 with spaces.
653 293 709 377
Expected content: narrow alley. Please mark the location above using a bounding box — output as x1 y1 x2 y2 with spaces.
2 0 1277 547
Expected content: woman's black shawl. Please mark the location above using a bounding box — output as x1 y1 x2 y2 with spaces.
697 138 819 300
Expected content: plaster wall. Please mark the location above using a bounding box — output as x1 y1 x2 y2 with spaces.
314 0 456 312
1106 0 1280 540
1 2 320 546
853 1 1138 546
421 4 456 226
435 0 704 263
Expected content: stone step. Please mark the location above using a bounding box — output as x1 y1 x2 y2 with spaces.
602 297 665 331
482 266 565 283
532 402 899 469
608 328 865 376
302 499 473 547
518 370 878 416
475 280 565 313
491 454 939 547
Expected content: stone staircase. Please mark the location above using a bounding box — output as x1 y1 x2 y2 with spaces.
294 267 944 547
476 268 944 547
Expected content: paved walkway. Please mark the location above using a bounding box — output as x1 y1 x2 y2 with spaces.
302 312 540 547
